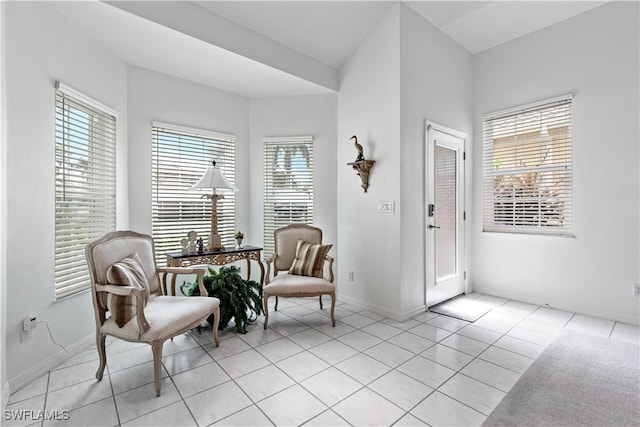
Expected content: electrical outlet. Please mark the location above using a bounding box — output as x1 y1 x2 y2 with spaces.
634 284 640 297
21 315 36 342
348 271 354 282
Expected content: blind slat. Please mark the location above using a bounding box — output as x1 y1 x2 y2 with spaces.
55 86 117 299
483 96 572 236
152 124 236 265
263 138 314 256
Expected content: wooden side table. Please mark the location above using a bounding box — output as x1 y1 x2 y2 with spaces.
165 246 265 293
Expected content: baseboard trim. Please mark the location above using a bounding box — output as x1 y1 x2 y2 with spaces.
399 304 429 322
472 285 640 326
8 333 94 394
1 381 9 410
337 294 426 322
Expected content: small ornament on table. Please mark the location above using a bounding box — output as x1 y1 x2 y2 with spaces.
180 238 188 254
187 231 198 253
234 231 244 249
197 237 204 253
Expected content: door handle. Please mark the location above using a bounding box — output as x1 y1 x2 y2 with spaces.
428 224 440 229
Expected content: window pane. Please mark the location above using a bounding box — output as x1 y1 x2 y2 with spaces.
152 125 236 265
55 89 116 299
435 144 457 280
263 138 314 256
483 96 572 235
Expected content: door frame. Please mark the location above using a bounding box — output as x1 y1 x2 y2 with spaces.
425 121 468 308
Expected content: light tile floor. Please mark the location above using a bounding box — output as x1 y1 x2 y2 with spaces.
6 293 639 427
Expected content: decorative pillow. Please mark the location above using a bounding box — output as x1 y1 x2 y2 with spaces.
288 240 332 278
106 253 149 327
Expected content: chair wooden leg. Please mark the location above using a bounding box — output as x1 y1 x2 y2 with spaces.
95 333 106 381
263 294 270 329
211 306 220 347
151 341 163 397
275 296 279 311
330 292 336 327
319 295 323 310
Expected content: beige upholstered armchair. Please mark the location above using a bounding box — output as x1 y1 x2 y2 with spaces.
85 230 220 397
263 224 335 328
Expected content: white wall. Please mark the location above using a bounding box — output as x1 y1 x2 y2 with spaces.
337 5 403 317
1 0 8 409
3 2 638 402
249 95 338 254
398 4 473 316
472 1 640 324
336 4 474 320
127 66 250 239
4 2 128 388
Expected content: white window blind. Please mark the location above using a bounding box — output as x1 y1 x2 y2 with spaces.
152 123 236 264
264 136 314 256
55 82 117 299
483 95 573 235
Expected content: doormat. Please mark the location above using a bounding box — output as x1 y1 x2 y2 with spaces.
430 295 493 322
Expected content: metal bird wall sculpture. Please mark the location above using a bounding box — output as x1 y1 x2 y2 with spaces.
350 135 365 162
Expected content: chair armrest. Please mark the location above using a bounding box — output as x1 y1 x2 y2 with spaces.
158 267 207 276
157 267 207 296
265 254 276 284
96 284 138 296
95 284 150 336
324 255 335 283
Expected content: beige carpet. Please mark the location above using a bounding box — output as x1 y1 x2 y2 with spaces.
483 330 640 427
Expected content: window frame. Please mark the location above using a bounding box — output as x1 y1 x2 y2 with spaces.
482 94 573 236
54 81 117 299
151 122 236 265
263 136 314 256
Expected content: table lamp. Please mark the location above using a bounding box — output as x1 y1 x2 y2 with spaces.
190 160 237 251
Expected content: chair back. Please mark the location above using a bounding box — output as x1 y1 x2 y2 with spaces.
85 230 161 297
273 224 322 272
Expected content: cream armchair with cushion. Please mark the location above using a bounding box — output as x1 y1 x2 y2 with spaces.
85 230 220 396
263 224 335 328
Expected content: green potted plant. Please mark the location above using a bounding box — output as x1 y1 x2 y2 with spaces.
181 265 261 334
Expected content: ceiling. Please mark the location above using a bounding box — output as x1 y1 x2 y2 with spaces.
54 1 608 98
194 1 397 69
197 1 608 62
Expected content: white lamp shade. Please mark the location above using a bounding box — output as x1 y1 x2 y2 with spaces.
190 166 238 191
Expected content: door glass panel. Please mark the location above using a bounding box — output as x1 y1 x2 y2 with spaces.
435 144 457 280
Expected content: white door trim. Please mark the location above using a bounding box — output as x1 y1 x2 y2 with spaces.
425 121 467 308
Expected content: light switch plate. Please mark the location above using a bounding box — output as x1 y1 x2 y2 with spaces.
378 201 395 213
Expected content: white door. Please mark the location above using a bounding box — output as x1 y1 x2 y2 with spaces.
426 123 466 307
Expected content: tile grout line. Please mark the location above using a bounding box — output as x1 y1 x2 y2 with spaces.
162 360 200 427
226 299 529 425
260 302 418 423
17 296 639 427
105 361 122 427
192 307 329 426
38 372 51 427
404 297 552 420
